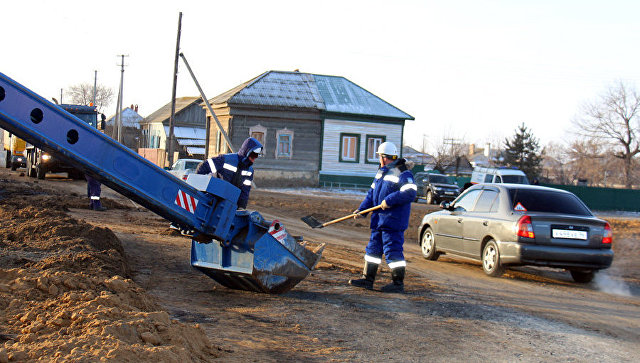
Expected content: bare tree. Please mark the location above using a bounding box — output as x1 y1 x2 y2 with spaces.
432 137 467 174
565 138 608 186
542 141 570 184
66 83 115 113
574 81 640 188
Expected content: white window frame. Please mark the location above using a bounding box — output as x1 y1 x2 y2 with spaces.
276 128 294 159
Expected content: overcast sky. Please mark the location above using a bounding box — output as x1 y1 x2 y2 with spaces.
3 0 639 153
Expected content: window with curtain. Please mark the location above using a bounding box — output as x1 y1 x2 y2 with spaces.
340 133 360 163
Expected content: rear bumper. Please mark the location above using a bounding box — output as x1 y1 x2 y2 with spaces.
498 241 614 270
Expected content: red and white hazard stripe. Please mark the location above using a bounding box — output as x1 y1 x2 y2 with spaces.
175 190 198 214
268 220 287 243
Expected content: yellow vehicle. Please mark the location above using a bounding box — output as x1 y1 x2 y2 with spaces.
3 131 26 171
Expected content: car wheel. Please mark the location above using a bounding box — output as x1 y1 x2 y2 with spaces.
426 191 434 204
36 165 46 180
570 270 595 283
482 240 504 277
420 227 439 260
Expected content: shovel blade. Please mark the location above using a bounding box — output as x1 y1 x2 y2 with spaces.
301 215 323 228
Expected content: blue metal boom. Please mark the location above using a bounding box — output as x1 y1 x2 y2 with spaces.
0 72 323 293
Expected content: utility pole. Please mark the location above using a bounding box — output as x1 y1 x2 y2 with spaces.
167 12 182 167
92 70 97 105
115 54 128 143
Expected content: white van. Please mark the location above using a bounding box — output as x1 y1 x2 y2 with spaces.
470 167 529 184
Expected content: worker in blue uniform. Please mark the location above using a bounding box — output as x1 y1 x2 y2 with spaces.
195 137 263 209
86 174 106 211
349 142 417 293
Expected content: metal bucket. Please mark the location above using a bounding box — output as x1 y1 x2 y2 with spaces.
191 210 325 293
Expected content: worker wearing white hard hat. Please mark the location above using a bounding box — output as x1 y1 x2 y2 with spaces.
349 141 417 293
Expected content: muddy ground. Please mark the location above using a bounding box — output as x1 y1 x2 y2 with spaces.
0 168 639 362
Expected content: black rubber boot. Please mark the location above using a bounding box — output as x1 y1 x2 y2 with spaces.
349 261 378 290
380 266 405 293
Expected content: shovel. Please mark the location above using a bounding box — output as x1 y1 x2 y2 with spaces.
301 204 383 229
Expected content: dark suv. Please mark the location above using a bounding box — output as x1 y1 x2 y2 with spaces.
415 172 461 204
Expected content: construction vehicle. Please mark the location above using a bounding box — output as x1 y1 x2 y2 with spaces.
3 130 26 170
24 104 104 179
0 72 324 293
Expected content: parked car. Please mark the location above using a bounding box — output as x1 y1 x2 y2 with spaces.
417 183 613 282
168 158 202 180
415 172 461 204
470 166 529 185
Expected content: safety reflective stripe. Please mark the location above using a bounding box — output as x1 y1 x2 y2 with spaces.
241 170 252 176
364 255 382 264
374 172 382 179
370 182 376 189
243 179 252 186
207 159 217 174
90 196 100 200
383 175 399 183
388 260 406 269
223 163 237 172
401 183 417 191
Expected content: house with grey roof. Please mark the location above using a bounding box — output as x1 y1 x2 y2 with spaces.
105 105 143 150
139 97 206 159
205 70 414 187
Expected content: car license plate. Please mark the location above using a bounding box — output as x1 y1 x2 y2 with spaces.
552 229 587 240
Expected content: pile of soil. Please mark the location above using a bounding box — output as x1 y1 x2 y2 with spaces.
0 177 220 362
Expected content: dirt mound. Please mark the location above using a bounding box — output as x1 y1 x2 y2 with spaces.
0 177 221 362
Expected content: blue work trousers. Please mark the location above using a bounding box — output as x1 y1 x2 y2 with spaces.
365 229 405 263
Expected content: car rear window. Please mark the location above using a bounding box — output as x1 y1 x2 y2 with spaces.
184 161 201 170
502 174 529 184
508 189 592 216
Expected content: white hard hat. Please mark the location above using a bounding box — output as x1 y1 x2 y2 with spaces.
376 142 398 157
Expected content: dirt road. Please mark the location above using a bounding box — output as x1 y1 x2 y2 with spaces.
1 169 639 362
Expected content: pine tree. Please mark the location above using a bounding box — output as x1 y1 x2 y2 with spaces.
501 123 544 180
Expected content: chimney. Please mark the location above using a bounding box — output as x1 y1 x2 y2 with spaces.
484 143 491 157
468 143 475 155
130 104 134 110
135 104 139 113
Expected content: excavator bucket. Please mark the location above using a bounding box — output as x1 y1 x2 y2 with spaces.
191 210 325 294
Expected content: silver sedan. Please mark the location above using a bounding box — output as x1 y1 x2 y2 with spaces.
417 184 614 282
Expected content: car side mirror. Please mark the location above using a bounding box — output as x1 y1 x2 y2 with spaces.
440 201 451 210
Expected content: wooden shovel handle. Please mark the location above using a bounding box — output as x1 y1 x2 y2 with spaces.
322 204 383 227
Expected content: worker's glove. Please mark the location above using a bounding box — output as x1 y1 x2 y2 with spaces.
353 209 364 219
381 200 389 210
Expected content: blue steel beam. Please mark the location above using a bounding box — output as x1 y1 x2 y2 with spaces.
0 72 238 242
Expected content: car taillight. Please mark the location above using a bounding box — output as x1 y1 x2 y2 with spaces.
602 222 612 244
517 215 535 239
182 175 188 181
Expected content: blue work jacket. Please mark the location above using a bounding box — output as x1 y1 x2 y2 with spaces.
358 158 417 231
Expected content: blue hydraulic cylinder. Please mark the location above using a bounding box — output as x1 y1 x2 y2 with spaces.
0 72 237 242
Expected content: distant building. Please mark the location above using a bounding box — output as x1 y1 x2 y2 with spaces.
204 70 414 187
139 97 206 162
402 145 435 172
105 105 143 150
468 143 502 167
